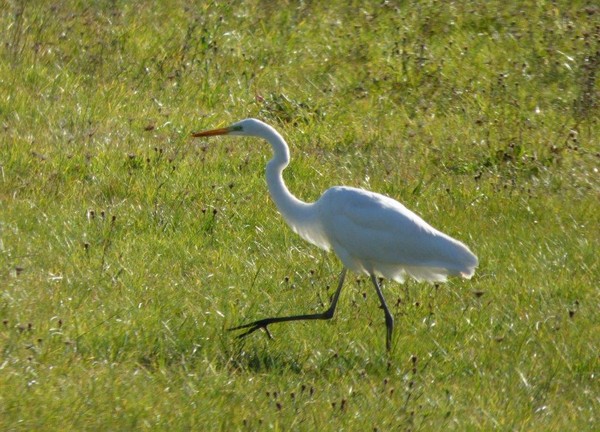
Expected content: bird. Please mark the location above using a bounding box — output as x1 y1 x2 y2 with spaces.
192 118 478 351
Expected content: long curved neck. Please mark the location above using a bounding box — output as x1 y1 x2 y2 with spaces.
259 126 313 226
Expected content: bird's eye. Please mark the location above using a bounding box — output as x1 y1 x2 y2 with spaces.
231 126 243 132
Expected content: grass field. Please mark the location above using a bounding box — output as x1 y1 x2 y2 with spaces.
1 0 598 430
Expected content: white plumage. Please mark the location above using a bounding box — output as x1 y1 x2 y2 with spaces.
316 186 478 283
192 118 478 351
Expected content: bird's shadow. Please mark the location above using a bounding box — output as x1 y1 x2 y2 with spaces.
220 331 397 376
224 342 305 374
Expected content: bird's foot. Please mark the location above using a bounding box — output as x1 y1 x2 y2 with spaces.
228 319 274 339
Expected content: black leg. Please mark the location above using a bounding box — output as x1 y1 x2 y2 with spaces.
229 268 348 339
370 274 394 351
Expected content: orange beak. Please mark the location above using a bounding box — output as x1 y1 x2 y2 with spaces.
191 127 230 137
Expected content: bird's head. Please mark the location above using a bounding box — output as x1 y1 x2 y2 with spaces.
192 118 269 138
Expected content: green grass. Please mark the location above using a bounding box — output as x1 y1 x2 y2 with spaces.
1 0 598 430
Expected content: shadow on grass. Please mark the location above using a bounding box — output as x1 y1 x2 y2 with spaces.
224 344 305 374
219 334 406 377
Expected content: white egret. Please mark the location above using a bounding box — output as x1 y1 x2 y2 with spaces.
192 118 478 351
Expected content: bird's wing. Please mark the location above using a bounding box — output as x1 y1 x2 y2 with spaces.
318 187 477 281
